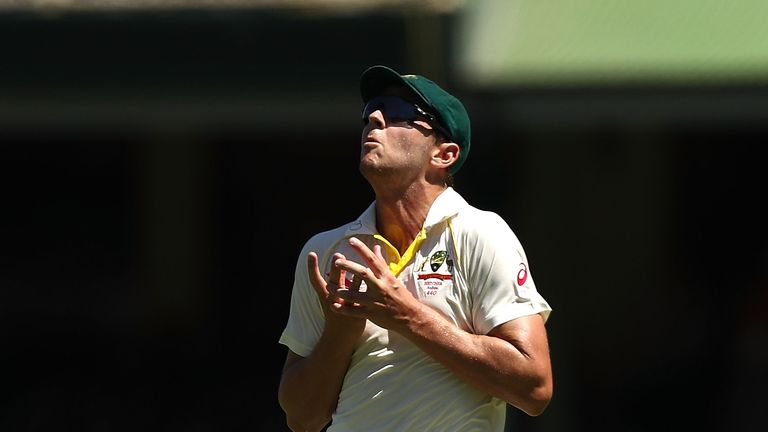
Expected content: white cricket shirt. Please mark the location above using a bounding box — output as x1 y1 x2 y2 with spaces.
279 187 552 432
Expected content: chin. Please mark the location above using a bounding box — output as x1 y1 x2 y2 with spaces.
359 161 385 179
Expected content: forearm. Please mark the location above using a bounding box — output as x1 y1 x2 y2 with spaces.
278 329 358 431
400 305 552 415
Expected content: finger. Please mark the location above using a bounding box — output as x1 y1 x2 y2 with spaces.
307 251 329 298
347 237 388 277
336 288 361 304
349 272 364 292
328 252 347 288
373 244 385 261
334 259 372 285
334 291 367 312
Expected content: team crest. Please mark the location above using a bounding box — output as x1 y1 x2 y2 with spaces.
429 250 448 272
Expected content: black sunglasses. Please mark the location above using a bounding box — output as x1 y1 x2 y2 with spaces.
362 95 450 139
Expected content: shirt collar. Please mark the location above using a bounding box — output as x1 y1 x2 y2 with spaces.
344 187 468 238
423 187 469 229
343 201 378 238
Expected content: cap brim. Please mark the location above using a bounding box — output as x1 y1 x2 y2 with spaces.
360 65 428 107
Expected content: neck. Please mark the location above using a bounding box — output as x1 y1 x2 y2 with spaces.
373 182 448 255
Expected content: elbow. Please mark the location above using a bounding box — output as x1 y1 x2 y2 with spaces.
285 416 330 432
518 379 553 417
280 405 331 432
279 390 331 432
282 404 331 432
504 375 553 417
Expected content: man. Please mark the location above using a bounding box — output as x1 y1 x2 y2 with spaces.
278 65 553 432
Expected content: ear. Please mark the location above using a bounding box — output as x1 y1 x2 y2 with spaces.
430 142 461 171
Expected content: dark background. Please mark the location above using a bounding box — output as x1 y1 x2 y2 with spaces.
2 7 767 432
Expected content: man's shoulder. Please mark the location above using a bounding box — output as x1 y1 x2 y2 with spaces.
454 202 507 227
302 219 365 251
450 203 515 244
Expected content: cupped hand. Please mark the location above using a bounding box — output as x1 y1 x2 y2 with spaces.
307 251 366 333
331 237 423 332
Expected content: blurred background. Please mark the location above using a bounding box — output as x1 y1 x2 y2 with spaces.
1 1 767 431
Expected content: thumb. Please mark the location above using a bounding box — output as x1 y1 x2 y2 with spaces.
307 252 329 298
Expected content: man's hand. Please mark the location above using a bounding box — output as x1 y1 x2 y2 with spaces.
307 251 366 333
330 237 425 332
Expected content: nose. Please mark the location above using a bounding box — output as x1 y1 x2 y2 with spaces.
364 108 386 130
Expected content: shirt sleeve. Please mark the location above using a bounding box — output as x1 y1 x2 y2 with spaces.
458 211 552 335
278 238 327 357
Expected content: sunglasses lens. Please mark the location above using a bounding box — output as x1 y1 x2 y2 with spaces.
362 96 416 122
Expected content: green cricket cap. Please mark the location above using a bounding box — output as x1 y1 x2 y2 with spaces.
359 65 471 174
